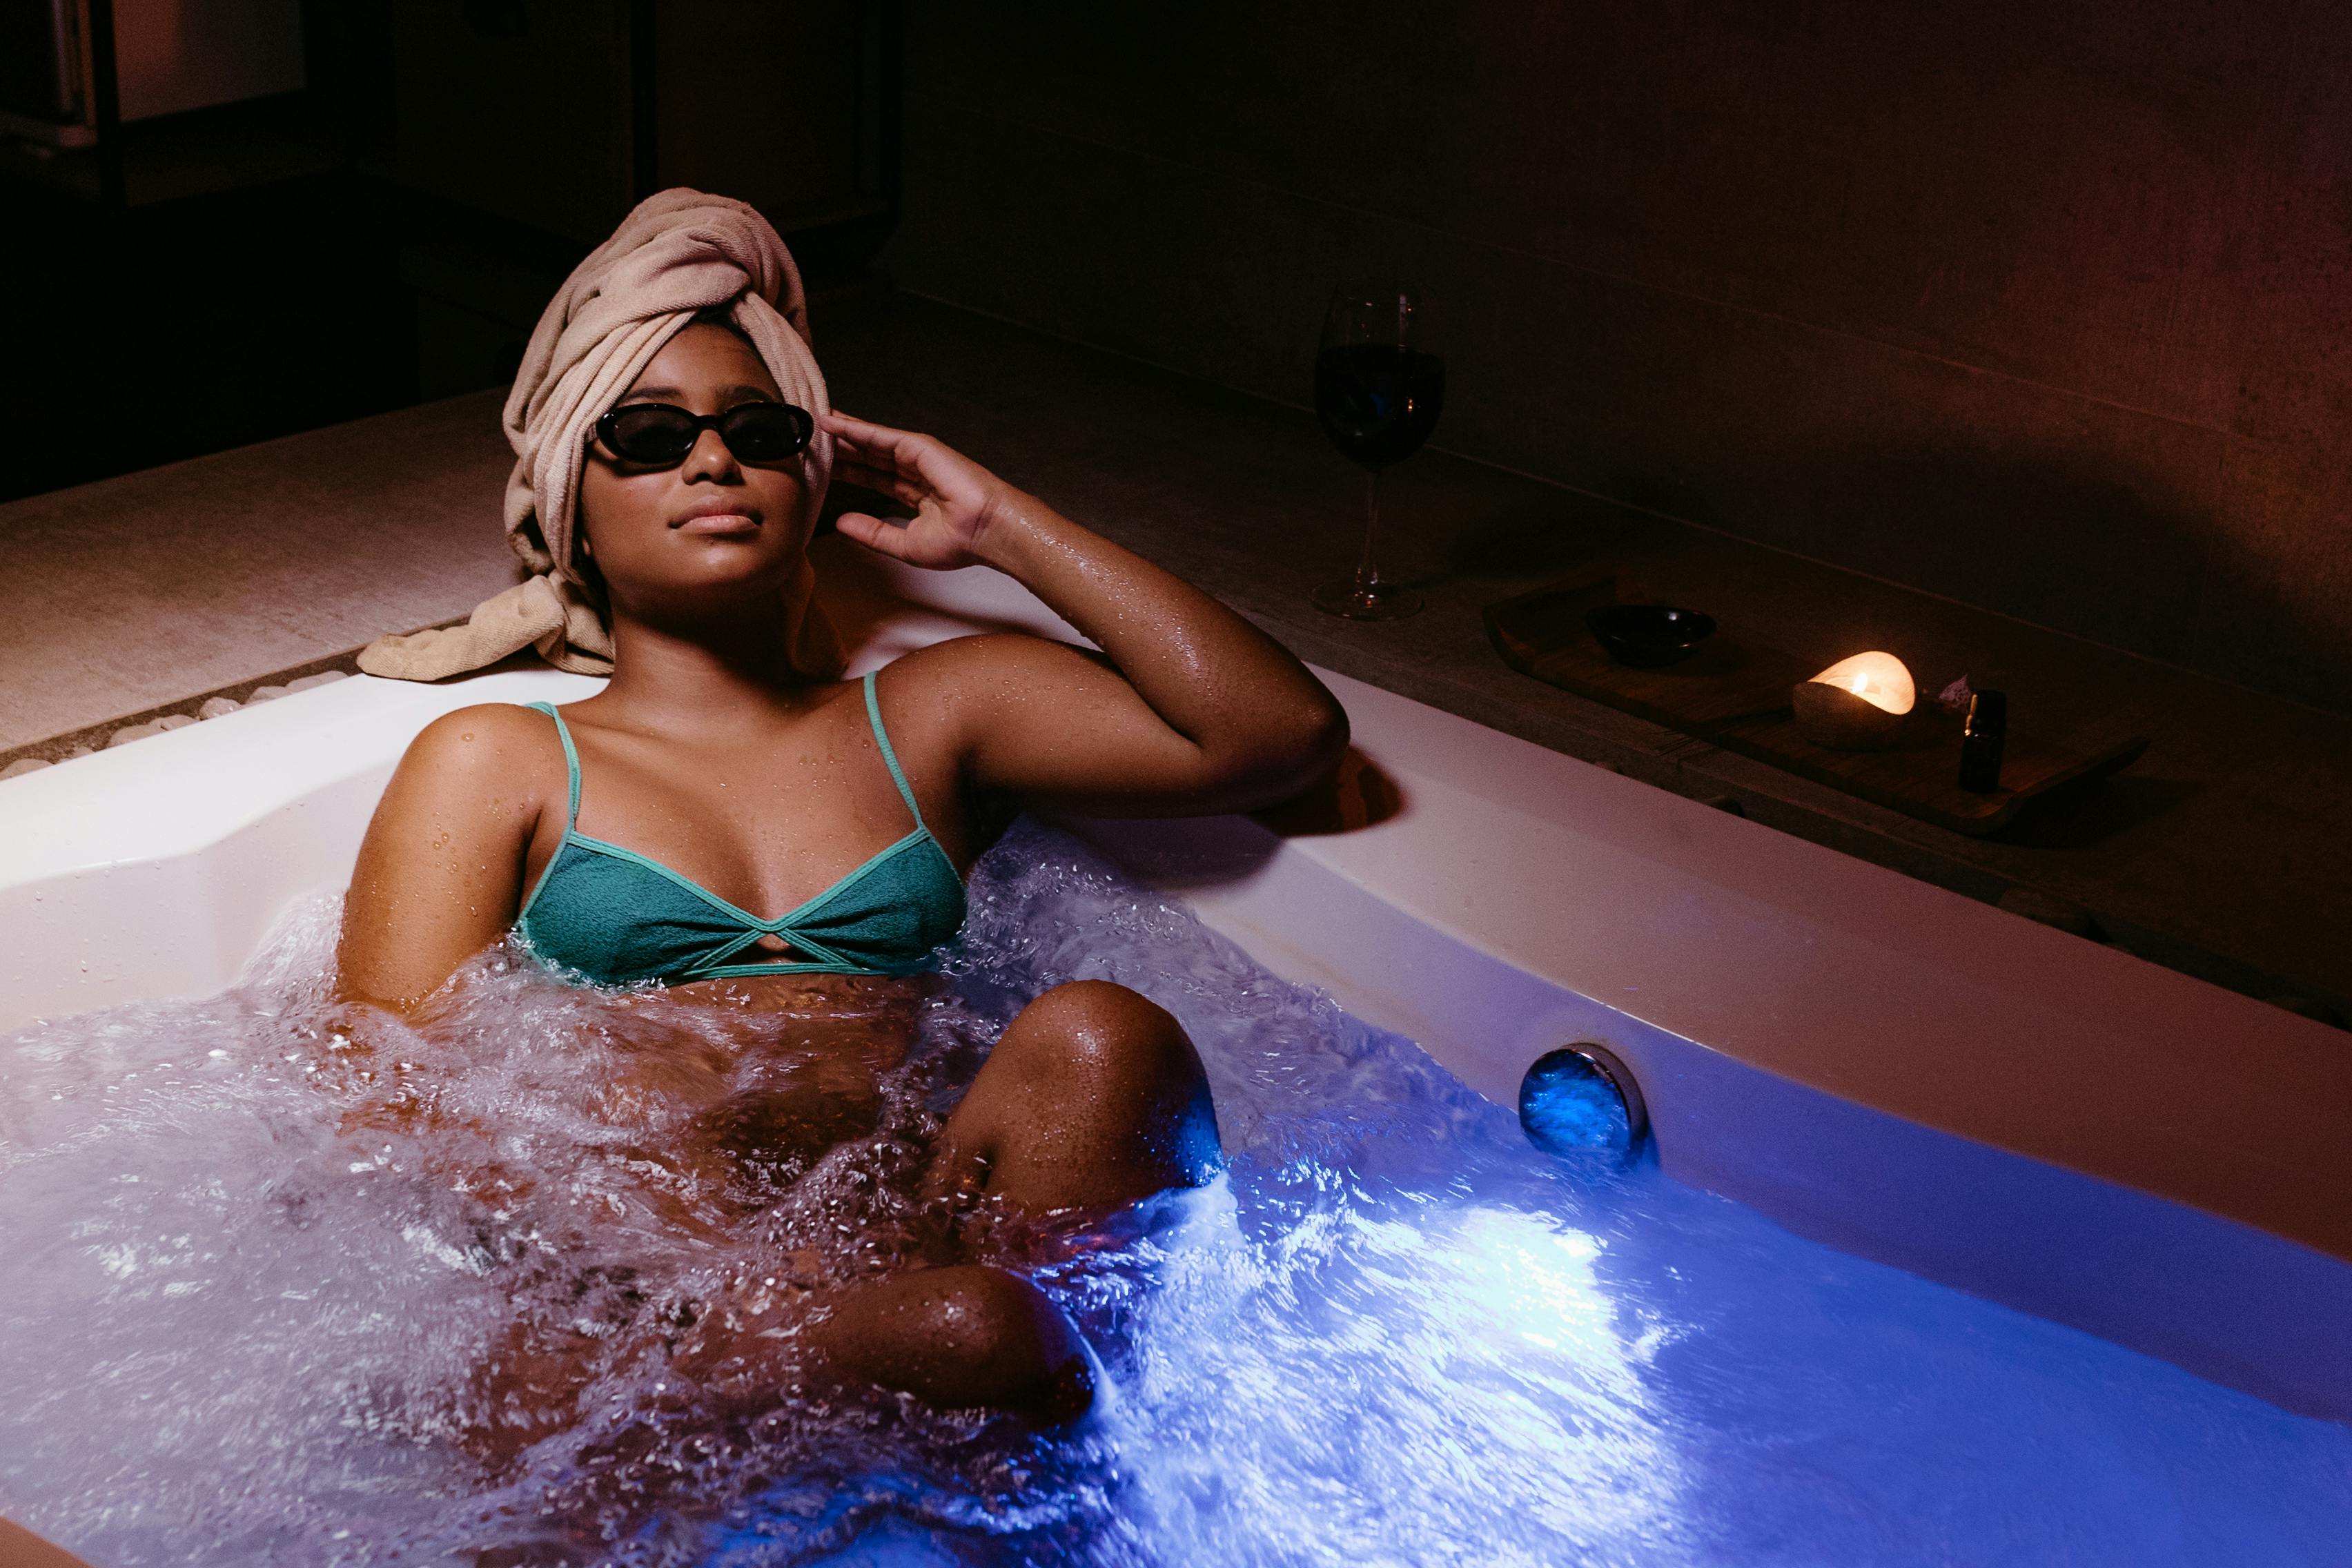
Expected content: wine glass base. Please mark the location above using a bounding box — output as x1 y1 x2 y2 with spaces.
1312 578 1424 620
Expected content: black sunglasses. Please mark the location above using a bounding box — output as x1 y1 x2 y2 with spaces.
594 400 815 467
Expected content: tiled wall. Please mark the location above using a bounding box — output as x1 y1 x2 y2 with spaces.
881 1 2352 714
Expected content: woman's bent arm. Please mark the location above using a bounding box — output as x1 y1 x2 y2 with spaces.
337 705 551 1011
825 413 1348 814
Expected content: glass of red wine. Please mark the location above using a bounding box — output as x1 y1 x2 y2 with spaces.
1311 280 1444 620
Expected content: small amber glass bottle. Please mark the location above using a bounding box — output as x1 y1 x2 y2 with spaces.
1959 689 2008 792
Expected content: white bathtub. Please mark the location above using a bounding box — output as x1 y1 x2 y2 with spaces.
3 543 2346 1456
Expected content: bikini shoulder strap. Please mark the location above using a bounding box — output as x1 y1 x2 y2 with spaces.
862 669 929 836
525 701 582 830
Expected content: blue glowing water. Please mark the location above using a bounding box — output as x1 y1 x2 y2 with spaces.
1 821 2346 1566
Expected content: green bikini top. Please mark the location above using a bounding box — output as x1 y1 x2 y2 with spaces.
513 671 967 986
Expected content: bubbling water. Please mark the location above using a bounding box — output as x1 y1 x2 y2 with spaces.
3 821 2348 1567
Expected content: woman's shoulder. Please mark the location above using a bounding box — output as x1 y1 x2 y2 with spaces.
876 631 1092 694
393 703 569 796
405 699 562 749
868 634 1102 747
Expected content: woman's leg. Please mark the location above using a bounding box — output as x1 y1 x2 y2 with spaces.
767 984 1217 1418
679 983 1218 1426
926 979 1222 1214
803 1264 1095 1418
671 1263 1095 1422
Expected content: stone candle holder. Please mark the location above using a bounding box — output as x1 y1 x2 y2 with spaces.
1792 651 1916 749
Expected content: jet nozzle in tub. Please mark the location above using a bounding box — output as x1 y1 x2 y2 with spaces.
1519 1043 1649 1163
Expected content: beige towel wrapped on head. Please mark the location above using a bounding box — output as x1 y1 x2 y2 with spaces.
360 188 845 683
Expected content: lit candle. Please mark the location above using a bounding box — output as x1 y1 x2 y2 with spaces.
1792 651 1916 749
1810 651 1916 715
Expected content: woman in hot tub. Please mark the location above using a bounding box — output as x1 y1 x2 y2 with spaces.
335 190 1346 1448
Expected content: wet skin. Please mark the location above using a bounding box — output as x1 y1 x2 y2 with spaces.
335 322 1344 1452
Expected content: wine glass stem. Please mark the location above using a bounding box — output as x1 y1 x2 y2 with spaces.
1354 469 1382 600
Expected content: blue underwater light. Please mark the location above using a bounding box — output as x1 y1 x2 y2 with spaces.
1518 1045 1648 1164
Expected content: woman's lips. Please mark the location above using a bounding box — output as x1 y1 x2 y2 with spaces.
673 510 761 536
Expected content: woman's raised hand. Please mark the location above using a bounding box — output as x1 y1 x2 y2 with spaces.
822 411 1023 571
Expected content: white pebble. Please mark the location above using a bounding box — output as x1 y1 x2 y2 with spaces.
0 757 53 780
286 670 349 693
64 745 94 759
245 685 288 704
153 714 196 732
108 723 158 747
197 696 242 719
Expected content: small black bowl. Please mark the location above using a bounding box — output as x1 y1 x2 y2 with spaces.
1585 603 1717 668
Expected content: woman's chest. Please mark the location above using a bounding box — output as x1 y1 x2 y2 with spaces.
536 725 945 925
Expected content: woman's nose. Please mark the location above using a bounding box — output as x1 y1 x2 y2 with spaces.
680 427 741 483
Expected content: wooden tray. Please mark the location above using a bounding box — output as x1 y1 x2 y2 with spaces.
1484 576 2148 836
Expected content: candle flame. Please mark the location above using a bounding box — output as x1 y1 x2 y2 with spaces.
1810 652 1916 715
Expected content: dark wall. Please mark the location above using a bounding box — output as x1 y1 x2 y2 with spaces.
0 0 900 502
882 0 2352 714
0 179 418 503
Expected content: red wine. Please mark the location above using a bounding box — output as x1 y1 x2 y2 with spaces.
1315 344 1445 469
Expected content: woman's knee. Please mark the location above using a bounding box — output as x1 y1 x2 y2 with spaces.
810 1264 1092 1421
999 980 1200 1088
970 981 1222 1201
